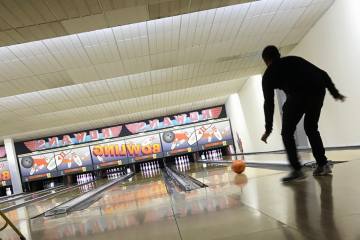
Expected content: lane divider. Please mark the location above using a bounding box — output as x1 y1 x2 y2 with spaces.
163 166 207 192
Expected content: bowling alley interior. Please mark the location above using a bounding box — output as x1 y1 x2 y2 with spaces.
1 0 360 239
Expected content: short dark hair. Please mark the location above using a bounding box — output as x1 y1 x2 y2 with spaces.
262 45 281 62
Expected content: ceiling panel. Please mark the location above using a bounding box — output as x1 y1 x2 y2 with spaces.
0 0 335 141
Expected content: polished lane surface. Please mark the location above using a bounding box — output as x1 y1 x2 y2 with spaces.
2 149 360 240
27 172 181 240
8 179 109 220
0 185 64 203
0 186 67 210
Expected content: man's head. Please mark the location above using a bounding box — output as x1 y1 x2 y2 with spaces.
262 45 281 66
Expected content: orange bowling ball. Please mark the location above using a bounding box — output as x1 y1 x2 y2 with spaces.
231 160 246 174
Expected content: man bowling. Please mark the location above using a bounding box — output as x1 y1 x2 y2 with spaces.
260 45 345 182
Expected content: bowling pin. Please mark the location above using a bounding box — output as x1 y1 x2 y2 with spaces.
144 169 148 178
73 154 82 166
171 141 177 150
47 157 56 171
187 131 197 145
6 188 12 196
196 126 207 141
212 126 223 140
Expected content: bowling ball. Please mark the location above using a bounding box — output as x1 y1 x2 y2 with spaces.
21 156 34 168
162 131 175 143
231 160 246 174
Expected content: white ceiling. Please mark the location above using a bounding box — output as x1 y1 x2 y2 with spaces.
0 0 334 142
0 0 256 47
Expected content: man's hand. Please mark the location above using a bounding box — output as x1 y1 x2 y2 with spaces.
335 94 346 102
261 132 271 144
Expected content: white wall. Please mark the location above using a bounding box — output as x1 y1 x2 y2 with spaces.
226 75 284 153
290 0 360 147
225 93 251 153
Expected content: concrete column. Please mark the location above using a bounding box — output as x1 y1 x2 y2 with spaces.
4 138 23 194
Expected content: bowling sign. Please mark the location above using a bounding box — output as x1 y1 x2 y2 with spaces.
195 121 233 149
161 127 198 156
0 159 11 186
90 140 131 168
54 147 93 175
125 134 162 161
18 153 59 181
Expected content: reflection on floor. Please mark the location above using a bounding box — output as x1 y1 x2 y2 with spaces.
2 149 360 240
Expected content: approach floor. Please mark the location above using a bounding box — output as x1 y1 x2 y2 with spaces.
2 149 360 240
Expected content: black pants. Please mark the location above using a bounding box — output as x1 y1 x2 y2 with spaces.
281 91 328 170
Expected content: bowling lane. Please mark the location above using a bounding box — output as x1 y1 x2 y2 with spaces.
0 185 67 210
4 179 109 221
167 163 306 240
27 172 182 240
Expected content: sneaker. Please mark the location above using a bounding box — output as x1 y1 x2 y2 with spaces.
281 170 306 183
313 163 332 176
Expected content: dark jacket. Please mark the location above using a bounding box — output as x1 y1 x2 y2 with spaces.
262 56 340 133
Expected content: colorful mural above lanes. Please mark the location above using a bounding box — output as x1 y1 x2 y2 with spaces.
195 121 233 149
125 134 162 161
160 127 199 156
19 153 58 181
16 120 233 181
54 147 93 175
90 140 130 168
0 160 11 186
22 126 122 153
125 106 223 134
17 106 225 154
